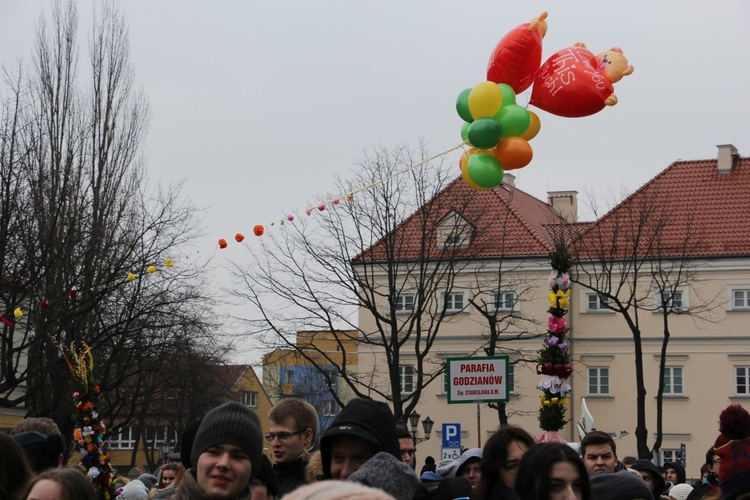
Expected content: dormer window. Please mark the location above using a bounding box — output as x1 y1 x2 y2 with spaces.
437 212 473 249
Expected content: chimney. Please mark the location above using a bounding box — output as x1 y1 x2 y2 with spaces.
503 173 516 187
548 190 578 223
717 144 739 174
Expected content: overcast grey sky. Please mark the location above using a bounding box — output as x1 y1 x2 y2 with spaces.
2 1 749 361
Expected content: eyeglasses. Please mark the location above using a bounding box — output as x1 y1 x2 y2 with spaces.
712 458 721 465
265 430 306 442
502 460 521 473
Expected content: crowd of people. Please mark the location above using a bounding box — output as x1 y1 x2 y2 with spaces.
1 399 749 499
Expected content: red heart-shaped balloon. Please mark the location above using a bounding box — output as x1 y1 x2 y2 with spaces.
486 23 543 94
530 46 614 118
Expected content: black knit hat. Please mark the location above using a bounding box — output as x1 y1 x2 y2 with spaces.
191 402 263 478
11 431 65 472
590 470 653 500
320 398 401 478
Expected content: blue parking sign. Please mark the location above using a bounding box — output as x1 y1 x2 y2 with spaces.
442 423 461 449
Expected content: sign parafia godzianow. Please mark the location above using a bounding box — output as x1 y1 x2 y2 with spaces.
446 356 509 404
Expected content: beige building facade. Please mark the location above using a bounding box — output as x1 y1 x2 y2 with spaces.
356 146 750 479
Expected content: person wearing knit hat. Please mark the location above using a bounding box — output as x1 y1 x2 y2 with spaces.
589 470 653 500
319 398 401 480
629 459 666 498
667 483 693 500
10 430 66 472
174 401 263 499
713 403 750 500
282 479 396 500
348 451 420 500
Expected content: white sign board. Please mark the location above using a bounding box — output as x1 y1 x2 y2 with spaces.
446 356 509 404
441 447 461 461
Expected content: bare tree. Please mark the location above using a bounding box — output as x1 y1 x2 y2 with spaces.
232 143 483 423
570 187 720 458
0 1 223 450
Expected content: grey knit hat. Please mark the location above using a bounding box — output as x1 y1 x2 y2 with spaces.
190 402 263 477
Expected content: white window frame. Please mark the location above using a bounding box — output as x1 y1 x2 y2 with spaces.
442 290 466 314
109 425 137 450
655 288 687 313
395 293 415 314
321 399 336 416
399 365 415 394
728 287 750 311
663 366 684 395
241 390 259 408
583 292 613 313
659 449 680 466
587 367 610 395
490 290 518 313
735 366 750 396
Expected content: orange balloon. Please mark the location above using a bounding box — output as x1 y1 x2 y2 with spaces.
495 137 533 170
520 110 541 141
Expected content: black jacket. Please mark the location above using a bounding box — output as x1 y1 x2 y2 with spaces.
273 454 308 497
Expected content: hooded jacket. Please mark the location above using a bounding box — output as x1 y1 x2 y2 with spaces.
320 398 401 478
664 461 687 485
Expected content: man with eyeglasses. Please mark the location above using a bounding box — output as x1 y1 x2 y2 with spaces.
267 398 318 497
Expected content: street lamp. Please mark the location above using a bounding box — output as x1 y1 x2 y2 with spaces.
159 439 173 465
408 411 434 444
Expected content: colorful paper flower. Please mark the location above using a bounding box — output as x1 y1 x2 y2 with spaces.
253 225 264 236
69 287 78 299
127 272 136 281
13 308 22 319
165 258 174 267
218 238 228 249
235 233 245 243
147 265 156 274
40 300 50 309
548 316 566 333
287 214 294 222
318 204 326 211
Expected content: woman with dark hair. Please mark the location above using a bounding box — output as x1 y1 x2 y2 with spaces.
515 443 590 500
475 425 535 499
23 468 97 500
0 434 34 500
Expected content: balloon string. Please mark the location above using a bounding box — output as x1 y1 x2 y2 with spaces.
306 142 467 211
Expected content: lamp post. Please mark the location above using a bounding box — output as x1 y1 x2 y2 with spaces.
408 410 434 445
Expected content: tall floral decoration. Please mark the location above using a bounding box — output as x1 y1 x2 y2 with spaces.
536 243 573 442
63 343 116 499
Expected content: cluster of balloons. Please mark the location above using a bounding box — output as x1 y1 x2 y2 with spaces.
457 11 632 190
456 82 540 189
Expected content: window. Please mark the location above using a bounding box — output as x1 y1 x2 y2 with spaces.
241 391 259 407
109 426 137 450
586 293 610 312
399 365 414 394
321 400 336 416
444 233 463 247
395 294 415 314
658 290 684 312
663 367 683 395
588 367 610 395
285 370 295 384
660 449 680 465
733 289 750 310
736 366 750 395
443 291 465 314
491 291 517 313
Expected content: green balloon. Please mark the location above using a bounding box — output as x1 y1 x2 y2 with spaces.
495 105 530 138
468 153 504 189
467 117 502 149
456 88 474 123
498 83 517 107
460 121 470 142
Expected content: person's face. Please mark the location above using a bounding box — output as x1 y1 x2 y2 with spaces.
399 437 416 468
664 467 678 484
582 443 617 475
162 469 177 487
249 480 274 500
638 470 656 492
500 440 528 489
268 417 312 464
549 461 584 500
710 454 720 476
26 479 62 500
460 459 482 490
196 444 253 499
329 435 379 480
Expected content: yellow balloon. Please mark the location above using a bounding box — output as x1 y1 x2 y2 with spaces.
520 110 541 141
468 81 503 120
